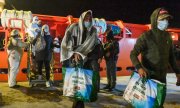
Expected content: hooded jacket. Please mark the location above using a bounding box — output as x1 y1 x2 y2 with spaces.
61 10 98 62
130 8 180 83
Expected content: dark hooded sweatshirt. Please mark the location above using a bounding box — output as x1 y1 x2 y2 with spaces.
130 8 180 83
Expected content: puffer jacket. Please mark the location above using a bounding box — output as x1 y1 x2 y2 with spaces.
130 8 180 83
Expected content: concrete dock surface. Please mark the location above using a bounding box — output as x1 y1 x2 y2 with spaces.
0 73 179 108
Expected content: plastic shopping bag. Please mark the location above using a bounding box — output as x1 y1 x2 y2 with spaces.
62 67 98 102
123 72 166 108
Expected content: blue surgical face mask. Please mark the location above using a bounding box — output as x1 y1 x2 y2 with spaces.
84 21 91 28
157 19 169 31
44 28 49 33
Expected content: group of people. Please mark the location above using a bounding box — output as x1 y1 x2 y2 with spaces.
7 7 180 108
7 16 60 88
61 8 180 108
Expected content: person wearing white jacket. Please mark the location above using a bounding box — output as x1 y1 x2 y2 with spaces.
27 16 40 39
27 16 41 57
7 29 29 88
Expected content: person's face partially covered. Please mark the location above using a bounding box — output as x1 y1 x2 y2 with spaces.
157 18 169 31
84 13 92 28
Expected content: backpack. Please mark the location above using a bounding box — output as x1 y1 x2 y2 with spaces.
35 36 46 52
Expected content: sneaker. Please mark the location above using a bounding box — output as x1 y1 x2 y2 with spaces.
103 85 110 89
108 88 113 92
10 85 20 88
46 81 50 87
176 81 180 86
108 87 115 92
38 75 42 80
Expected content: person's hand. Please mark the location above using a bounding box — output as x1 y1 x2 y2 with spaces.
176 74 180 86
74 53 81 63
138 68 147 78
98 58 102 64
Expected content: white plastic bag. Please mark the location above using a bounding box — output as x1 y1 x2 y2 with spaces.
63 67 98 102
123 72 166 108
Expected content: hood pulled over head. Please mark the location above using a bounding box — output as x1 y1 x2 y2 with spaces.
150 8 172 30
78 10 93 30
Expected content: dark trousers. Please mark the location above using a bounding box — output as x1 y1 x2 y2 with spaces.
72 100 84 108
37 60 50 81
105 59 116 88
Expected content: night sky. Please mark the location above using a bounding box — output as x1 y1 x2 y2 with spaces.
4 0 180 28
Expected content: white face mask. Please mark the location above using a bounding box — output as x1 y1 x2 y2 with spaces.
44 28 49 33
34 20 38 24
157 19 169 31
84 21 91 28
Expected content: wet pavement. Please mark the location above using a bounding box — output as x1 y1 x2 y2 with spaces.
0 73 179 108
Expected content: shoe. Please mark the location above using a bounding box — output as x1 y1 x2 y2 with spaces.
108 88 112 92
10 85 20 88
103 85 110 89
46 81 50 87
108 86 115 92
38 75 42 80
176 82 180 86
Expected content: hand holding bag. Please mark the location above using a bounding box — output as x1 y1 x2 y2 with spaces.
62 65 98 102
123 72 166 108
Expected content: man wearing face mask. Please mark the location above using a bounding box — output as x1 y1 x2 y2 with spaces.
130 8 180 107
7 29 30 88
33 24 53 87
61 10 100 108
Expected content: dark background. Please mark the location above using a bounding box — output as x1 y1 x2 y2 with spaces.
4 0 180 28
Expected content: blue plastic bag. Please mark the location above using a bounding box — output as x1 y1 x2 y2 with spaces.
123 72 166 108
